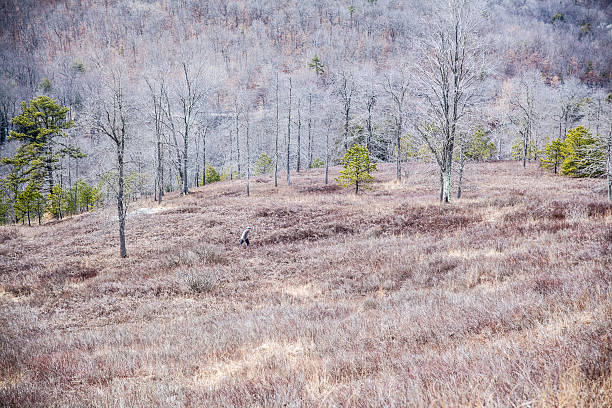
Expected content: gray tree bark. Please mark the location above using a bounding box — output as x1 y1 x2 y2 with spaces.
607 123 611 201
201 126 207 186
235 100 241 179
287 77 292 185
146 78 164 203
307 93 313 169
366 94 375 152
274 73 279 187
117 139 127 258
246 110 250 196
343 78 351 152
325 118 331 185
96 70 129 258
413 0 487 204
457 134 465 199
297 99 301 172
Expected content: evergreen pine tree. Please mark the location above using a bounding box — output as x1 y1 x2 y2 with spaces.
8 96 81 195
541 138 565 174
47 184 69 219
253 153 274 175
464 128 497 161
336 144 377 194
561 126 603 177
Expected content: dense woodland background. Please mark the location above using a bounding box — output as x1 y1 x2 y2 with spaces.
0 0 611 219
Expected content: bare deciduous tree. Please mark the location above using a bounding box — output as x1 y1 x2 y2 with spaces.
287 76 292 186
144 75 165 203
274 73 279 187
412 0 489 203
335 71 356 153
384 71 409 181
91 65 134 258
307 92 313 169
506 70 546 168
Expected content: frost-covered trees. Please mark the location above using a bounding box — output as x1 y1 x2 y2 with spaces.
504 70 547 168
1 0 612 229
412 0 489 203
89 64 135 258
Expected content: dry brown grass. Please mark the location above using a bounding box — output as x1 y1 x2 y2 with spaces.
0 161 610 407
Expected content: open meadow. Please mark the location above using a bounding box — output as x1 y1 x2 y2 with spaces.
1 162 611 407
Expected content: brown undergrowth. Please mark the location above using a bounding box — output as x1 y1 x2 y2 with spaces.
0 162 610 407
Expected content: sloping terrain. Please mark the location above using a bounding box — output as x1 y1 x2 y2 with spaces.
1 162 611 407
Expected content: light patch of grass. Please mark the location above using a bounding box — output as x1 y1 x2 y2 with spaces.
193 341 311 389
280 283 323 300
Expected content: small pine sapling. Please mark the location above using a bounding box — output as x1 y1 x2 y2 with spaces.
336 144 377 194
540 138 565 174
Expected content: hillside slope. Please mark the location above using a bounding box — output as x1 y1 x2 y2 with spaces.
1 162 611 407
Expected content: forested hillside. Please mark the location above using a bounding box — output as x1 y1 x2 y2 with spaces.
0 0 611 223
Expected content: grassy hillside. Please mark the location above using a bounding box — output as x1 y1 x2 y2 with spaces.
1 162 611 407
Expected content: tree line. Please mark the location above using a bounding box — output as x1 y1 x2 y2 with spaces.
0 0 611 256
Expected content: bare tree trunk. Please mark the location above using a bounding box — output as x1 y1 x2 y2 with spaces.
47 149 54 196
246 110 250 196
384 75 406 182
195 136 199 187
440 129 455 204
117 144 127 258
366 96 374 151
308 93 313 168
68 156 73 211
457 135 465 199
235 102 241 179
442 165 452 204
180 62 194 195
229 129 233 180
157 139 162 203
606 170 610 202
344 94 350 152
595 99 601 137
442 126 456 203
202 129 208 186
297 99 301 172
147 79 162 202
275 74 279 187
607 124 611 201
160 143 164 200
396 126 401 181
608 165 611 202
325 120 330 185
287 77 292 185
522 129 528 168
183 133 189 194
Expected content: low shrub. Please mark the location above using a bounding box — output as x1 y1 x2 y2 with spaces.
182 268 218 294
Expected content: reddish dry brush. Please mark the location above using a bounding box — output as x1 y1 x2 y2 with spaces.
0 161 611 407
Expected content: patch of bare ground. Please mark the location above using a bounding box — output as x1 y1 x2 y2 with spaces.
0 162 610 407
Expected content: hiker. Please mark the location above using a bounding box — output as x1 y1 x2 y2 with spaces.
239 226 251 247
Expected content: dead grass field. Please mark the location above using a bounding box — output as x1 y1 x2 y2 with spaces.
1 161 611 407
